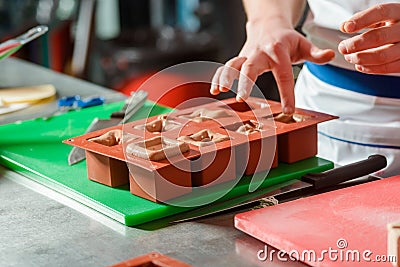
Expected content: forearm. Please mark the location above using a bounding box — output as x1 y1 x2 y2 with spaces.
243 0 307 28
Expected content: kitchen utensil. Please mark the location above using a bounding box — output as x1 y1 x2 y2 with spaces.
43 95 106 120
0 25 48 60
171 154 387 223
58 95 105 109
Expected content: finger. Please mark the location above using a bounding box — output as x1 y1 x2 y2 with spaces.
355 59 400 74
237 54 270 102
238 42 252 58
210 66 223 95
309 47 336 63
298 40 335 64
340 3 400 33
344 43 400 66
271 57 295 114
338 23 400 54
273 67 295 115
219 57 247 93
263 42 296 114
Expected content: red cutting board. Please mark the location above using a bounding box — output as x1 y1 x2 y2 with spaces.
235 176 400 267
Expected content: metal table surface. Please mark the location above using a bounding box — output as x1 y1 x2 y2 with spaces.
0 58 305 267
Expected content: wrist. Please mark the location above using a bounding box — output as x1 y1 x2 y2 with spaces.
246 15 294 31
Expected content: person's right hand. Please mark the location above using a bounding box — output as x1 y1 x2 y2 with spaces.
338 3 400 74
210 18 335 115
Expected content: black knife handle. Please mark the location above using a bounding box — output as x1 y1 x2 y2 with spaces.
301 154 387 190
110 90 148 120
110 104 128 118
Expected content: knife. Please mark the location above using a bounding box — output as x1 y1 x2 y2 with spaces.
0 25 48 60
171 154 387 223
68 90 148 165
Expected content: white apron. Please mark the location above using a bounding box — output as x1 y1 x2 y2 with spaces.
295 0 400 176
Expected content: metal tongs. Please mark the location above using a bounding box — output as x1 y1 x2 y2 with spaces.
0 25 48 60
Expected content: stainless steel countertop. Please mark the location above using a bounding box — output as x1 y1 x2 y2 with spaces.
0 58 305 267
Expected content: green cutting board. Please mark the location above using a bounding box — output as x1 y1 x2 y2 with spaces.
0 101 333 226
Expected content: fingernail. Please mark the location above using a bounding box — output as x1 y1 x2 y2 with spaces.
210 86 218 95
355 65 364 72
283 107 294 115
344 21 355 32
220 85 230 92
344 55 352 63
236 91 245 102
338 42 347 54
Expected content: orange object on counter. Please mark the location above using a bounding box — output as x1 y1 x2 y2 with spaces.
116 72 216 108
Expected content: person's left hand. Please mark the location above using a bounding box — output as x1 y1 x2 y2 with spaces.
338 3 400 74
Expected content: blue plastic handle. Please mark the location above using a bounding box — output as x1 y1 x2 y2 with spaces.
75 97 105 108
58 95 81 107
57 95 105 109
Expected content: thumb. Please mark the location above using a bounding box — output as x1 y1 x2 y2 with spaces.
308 46 335 64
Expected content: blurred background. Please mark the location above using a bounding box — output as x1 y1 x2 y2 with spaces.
0 0 287 107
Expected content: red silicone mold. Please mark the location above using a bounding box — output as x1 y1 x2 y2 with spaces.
63 97 337 203
110 252 192 267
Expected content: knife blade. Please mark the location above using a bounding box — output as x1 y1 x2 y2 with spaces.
68 90 148 165
170 154 387 223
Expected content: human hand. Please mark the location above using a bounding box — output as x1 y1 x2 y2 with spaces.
210 19 334 114
338 3 400 74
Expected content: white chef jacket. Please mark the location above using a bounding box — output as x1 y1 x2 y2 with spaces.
295 0 400 176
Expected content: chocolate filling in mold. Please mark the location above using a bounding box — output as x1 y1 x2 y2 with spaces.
126 136 189 161
178 108 231 123
134 115 181 133
177 129 230 147
225 120 264 135
273 113 312 124
88 129 122 146
223 101 269 112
